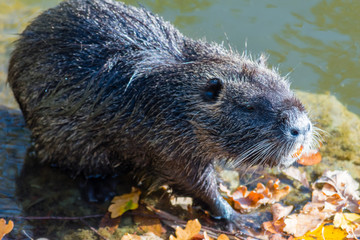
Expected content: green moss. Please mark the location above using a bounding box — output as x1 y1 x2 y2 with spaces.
297 91 360 164
63 229 98 240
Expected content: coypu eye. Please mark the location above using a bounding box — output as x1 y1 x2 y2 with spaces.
242 103 255 112
245 104 255 111
203 78 223 101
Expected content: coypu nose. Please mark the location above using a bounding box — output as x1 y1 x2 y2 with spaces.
281 108 312 139
289 116 312 138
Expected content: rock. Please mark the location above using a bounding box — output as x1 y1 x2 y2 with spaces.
297 91 360 164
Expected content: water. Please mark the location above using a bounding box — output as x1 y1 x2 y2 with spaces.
0 0 359 238
1 0 359 114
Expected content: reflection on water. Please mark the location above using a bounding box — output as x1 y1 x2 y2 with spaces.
1 0 359 114
274 0 360 114
124 0 212 28
0 107 30 237
125 0 212 13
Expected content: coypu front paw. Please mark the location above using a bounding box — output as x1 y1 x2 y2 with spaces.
226 211 261 233
206 192 261 232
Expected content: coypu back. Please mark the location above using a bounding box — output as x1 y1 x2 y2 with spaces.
8 0 316 225
8 0 198 174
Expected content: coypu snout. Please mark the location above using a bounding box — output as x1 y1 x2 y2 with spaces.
279 108 314 167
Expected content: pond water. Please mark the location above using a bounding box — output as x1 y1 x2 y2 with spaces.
1 0 360 114
0 0 359 239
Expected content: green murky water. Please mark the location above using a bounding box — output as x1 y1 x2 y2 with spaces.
0 0 359 239
1 0 359 114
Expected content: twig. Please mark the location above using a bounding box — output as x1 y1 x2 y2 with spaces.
80 218 108 240
147 205 262 240
4 214 103 220
22 230 34 240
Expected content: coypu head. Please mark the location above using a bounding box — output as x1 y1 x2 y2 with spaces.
180 52 319 169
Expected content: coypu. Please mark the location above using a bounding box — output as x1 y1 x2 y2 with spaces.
8 0 317 228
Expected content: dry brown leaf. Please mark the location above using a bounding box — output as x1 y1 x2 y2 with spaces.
233 191 265 211
169 219 201 240
231 186 247 199
263 218 286 234
121 232 163 240
314 170 360 213
99 211 121 234
282 166 309 188
350 225 360 238
271 203 293 221
262 204 292 235
283 204 327 237
269 233 290 240
0 219 14 240
266 179 291 202
225 179 290 213
133 206 165 237
260 171 360 239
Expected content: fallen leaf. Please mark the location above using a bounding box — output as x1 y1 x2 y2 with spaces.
169 219 201 240
259 170 360 239
99 212 121 234
216 234 229 240
266 179 291 202
133 206 165 236
226 179 290 213
121 232 163 240
0 219 14 240
349 225 360 238
297 149 321 166
343 212 360 223
293 223 347 240
269 233 289 240
190 233 205 240
283 204 327 237
314 170 360 213
263 218 286 234
282 166 309 188
333 212 360 238
271 203 293 221
233 191 265 211
108 187 141 218
122 233 141 240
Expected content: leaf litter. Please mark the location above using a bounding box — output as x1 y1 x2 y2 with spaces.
6 145 360 240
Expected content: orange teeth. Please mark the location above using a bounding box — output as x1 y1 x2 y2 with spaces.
291 145 303 158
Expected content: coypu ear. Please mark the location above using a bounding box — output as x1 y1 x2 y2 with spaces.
203 78 223 101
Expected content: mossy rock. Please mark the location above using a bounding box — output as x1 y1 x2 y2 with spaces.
296 91 360 179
